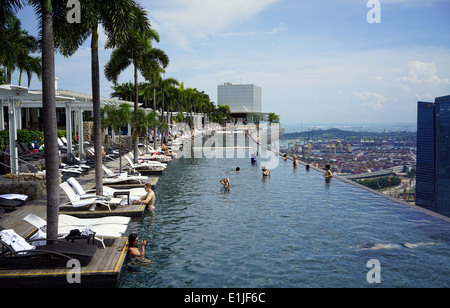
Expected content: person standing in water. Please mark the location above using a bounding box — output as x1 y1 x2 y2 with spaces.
133 182 155 211
220 178 231 189
324 164 333 180
128 233 147 259
262 167 270 177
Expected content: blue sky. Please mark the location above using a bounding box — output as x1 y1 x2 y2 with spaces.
13 0 450 127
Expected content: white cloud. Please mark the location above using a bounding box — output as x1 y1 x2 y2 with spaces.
396 61 450 85
355 91 388 111
218 23 288 38
147 0 281 49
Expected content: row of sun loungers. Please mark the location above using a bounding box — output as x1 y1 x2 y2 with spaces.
0 136 184 271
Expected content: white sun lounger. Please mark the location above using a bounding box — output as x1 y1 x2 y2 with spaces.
102 171 148 185
125 155 167 169
59 182 121 211
23 213 130 248
102 186 146 197
102 164 143 178
66 177 144 204
66 177 101 199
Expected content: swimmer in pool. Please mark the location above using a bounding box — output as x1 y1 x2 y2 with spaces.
353 242 437 250
220 177 230 189
324 164 333 179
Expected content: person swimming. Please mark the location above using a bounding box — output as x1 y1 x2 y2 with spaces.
220 177 230 189
353 242 438 250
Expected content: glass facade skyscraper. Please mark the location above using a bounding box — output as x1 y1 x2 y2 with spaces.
416 95 450 217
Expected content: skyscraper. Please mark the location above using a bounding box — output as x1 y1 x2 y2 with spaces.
416 95 450 217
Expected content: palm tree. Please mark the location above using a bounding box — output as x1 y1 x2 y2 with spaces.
111 81 134 102
102 103 132 174
17 53 41 88
267 112 280 123
0 14 40 85
165 83 181 126
0 1 24 74
52 0 145 196
158 76 179 128
104 16 169 162
29 0 59 242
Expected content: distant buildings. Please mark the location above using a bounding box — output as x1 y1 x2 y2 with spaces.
416 95 450 217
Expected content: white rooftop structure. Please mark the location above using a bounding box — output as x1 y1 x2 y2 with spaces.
217 83 262 113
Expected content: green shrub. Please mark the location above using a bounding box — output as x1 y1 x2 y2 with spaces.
0 129 65 151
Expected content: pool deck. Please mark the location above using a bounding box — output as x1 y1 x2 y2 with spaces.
0 158 160 287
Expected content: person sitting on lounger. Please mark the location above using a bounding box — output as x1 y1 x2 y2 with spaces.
133 182 155 211
161 143 172 156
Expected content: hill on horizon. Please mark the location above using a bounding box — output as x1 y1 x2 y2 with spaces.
282 128 416 141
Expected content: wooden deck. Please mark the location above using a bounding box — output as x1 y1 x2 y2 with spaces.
0 237 128 287
0 159 160 287
0 194 131 287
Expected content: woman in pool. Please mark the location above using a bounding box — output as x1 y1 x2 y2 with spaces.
262 167 270 177
220 177 231 189
128 233 146 259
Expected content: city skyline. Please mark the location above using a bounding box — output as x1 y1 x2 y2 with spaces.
11 0 450 126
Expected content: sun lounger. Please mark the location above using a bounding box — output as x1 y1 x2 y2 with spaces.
0 229 97 267
60 182 121 211
67 177 144 204
0 194 27 211
0 198 24 211
0 194 28 202
102 164 142 178
102 171 149 185
125 155 167 169
23 213 130 249
66 177 101 199
102 186 146 198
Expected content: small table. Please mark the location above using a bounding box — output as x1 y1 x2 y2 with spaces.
65 232 96 245
113 191 130 205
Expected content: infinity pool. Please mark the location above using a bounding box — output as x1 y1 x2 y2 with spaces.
120 149 450 288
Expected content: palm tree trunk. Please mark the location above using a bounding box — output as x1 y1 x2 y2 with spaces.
133 64 139 163
91 25 103 196
153 87 157 149
40 0 59 242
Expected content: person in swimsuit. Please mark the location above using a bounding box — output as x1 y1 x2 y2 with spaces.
220 177 231 189
128 233 146 259
133 182 155 211
324 164 333 179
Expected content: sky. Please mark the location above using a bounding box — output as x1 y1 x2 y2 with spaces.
12 0 450 128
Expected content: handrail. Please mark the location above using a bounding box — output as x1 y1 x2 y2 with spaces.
0 150 38 180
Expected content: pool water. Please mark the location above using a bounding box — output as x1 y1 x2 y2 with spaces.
120 150 450 288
